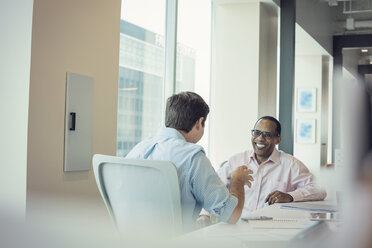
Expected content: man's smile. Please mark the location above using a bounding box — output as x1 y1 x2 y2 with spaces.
255 143 266 149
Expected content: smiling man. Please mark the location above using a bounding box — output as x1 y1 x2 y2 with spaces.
217 116 326 214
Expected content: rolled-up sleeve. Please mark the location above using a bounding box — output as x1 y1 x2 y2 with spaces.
189 152 238 222
287 160 327 202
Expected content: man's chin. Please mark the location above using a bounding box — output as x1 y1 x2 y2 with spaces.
254 149 268 157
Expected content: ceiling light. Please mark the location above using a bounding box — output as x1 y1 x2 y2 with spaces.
361 49 368 53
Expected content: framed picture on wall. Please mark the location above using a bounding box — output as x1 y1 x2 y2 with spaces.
297 88 316 112
296 119 316 143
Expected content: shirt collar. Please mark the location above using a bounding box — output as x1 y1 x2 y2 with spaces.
249 148 281 165
268 148 281 165
248 150 256 161
156 127 186 141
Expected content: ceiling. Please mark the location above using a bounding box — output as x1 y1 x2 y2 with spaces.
326 0 372 35
331 0 372 21
326 0 372 81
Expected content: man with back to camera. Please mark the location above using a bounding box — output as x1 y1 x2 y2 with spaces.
125 92 254 232
198 116 326 225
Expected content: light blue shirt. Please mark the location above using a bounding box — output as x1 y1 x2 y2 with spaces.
126 127 238 230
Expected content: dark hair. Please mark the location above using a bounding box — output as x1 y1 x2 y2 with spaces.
254 116 281 136
165 92 209 133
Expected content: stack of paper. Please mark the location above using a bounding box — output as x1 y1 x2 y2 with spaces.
279 202 338 212
248 218 312 229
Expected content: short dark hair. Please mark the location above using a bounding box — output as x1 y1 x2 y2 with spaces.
165 92 209 133
254 116 281 136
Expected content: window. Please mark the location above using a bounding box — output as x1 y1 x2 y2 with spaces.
117 0 212 156
117 0 166 156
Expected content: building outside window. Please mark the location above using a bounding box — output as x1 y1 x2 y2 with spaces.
116 0 198 156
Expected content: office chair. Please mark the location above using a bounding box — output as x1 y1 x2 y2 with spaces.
219 160 228 168
93 154 183 236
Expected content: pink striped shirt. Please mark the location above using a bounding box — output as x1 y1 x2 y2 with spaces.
218 148 327 214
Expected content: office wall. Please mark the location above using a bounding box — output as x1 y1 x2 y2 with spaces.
27 0 120 217
294 55 323 176
209 2 277 168
0 0 34 219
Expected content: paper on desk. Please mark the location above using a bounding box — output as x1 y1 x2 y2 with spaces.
221 232 286 241
279 202 338 213
248 218 312 229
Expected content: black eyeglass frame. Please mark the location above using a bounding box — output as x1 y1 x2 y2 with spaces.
251 129 280 139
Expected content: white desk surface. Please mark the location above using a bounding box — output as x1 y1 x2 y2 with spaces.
170 200 338 248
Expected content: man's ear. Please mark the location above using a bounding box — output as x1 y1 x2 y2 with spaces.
195 117 204 130
276 136 282 145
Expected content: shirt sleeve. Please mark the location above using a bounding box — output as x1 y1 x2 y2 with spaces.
189 152 238 223
287 159 327 201
199 160 234 216
217 160 232 187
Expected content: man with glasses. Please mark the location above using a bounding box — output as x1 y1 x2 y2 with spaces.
223 116 326 209
198 116 326 226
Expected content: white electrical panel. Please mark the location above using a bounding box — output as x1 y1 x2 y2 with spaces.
64 72 94 172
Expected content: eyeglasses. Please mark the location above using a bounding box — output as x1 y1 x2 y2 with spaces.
251 129 280 139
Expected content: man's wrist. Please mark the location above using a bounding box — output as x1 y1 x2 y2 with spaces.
288 194 294 202
287 191 302 202
229 179 245 198
230 177 245 188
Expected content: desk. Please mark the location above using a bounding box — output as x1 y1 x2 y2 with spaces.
172 201 338 248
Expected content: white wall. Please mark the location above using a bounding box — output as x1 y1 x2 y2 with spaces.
295 23 336 198
294 55 338 200
295 23 334 172
0 0 34 219
27 0 121 219
294 55 323 175
209 2 278 168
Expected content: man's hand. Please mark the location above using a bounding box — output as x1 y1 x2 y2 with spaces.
231 165 254 187
196 215 212 229
265 190 293 205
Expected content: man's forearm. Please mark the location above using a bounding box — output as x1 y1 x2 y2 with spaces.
227 179 245 223
288 186 327 202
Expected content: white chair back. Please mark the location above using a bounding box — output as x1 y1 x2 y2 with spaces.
93 154 182 236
